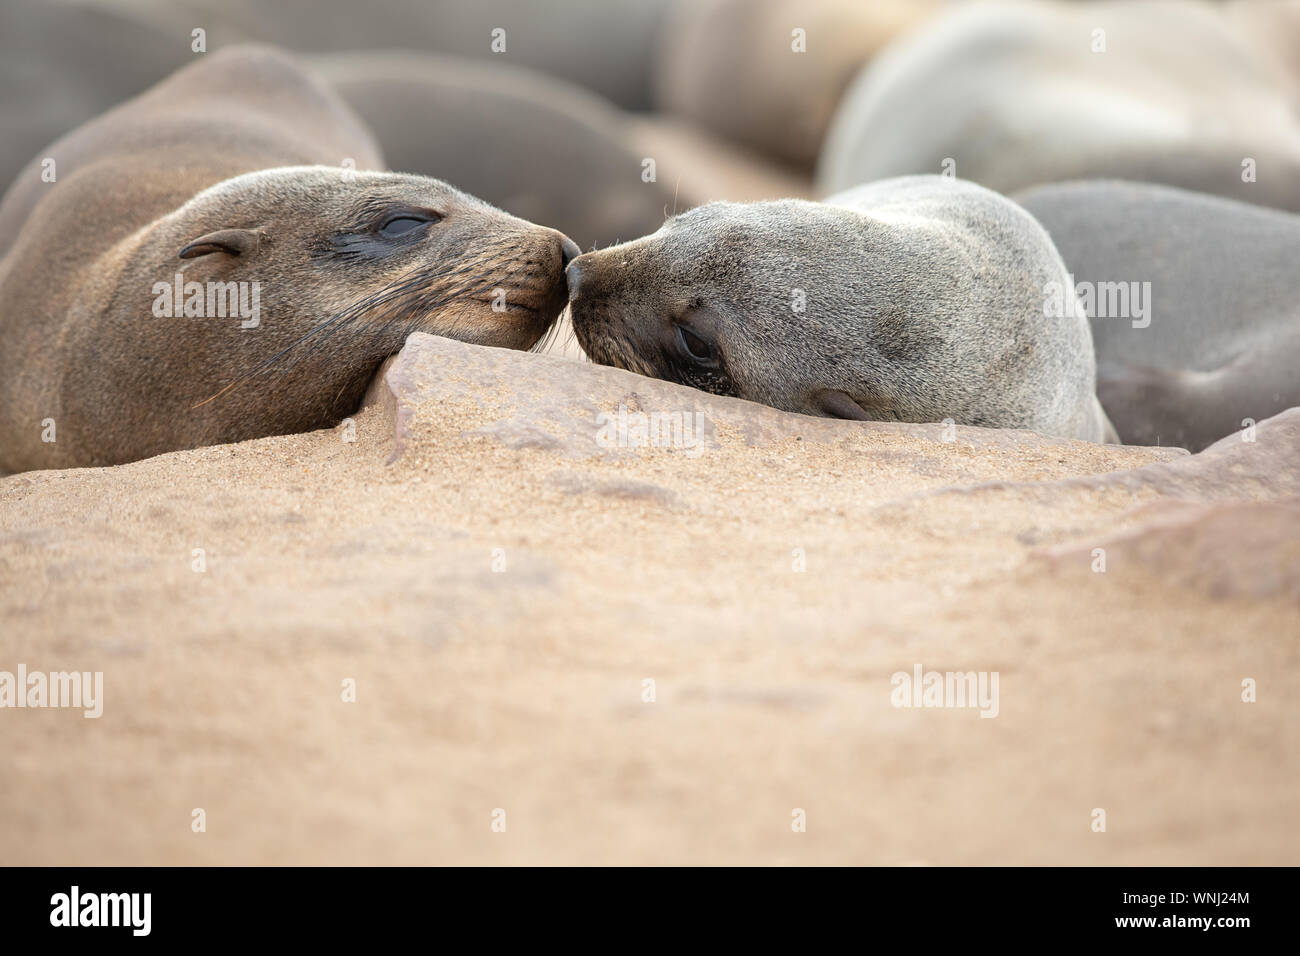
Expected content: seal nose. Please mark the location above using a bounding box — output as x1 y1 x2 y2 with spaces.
566 258 585 301
566 251 587 300
560 236 581 268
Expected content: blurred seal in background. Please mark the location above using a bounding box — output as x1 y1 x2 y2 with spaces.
654 0 938 173
0 0 673 205
0 0 192 227
818 0 1300 213
91 0 672 108
316 51 812 252
1017 180 1300 451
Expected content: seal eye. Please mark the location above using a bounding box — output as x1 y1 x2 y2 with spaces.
676 324 715 365
378 215 435 238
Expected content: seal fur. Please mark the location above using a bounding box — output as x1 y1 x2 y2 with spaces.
1016 180 1300 450
567 175 1115 442
0 46 577 472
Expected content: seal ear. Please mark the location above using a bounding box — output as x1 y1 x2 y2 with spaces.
813 389 872 421
179 229 261 259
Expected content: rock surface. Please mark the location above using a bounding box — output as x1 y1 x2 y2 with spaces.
1 332 1296 864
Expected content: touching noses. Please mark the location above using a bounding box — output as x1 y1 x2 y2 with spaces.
557 235 583 301
560 235 581 268
566 250 592 302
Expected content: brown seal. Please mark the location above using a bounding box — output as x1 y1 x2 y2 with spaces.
0 46 577 472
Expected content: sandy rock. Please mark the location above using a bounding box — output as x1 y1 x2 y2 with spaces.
370 331 1182 470
1036 497 1300 606
2 332 1296 865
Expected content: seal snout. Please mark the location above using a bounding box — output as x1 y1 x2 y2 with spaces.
565 247 604 303
565 259 584 301
558 236 583 302
560 236 580 268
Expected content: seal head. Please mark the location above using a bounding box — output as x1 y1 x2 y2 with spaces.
156 166 575 353
0 165 578 470
567 176 1113 442
0 45 582 471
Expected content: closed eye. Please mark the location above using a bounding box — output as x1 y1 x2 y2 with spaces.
378 213 440 238
676 324 715 365
321 208 444 261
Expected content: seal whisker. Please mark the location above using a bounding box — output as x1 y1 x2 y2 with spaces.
192 257 504 407
312 253 543 366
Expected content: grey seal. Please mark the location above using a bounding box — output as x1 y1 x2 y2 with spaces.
1016 180 1300 451
567 175 1115 442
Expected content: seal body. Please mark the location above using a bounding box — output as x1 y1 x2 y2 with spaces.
817 0 1300 213
0 46 576 472
1016 180 1300 450
567 175 1114 442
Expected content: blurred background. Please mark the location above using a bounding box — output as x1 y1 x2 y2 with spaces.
4 0 1298 255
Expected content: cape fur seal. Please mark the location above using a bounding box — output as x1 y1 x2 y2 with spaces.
0 46 577 473
817 0 1300 213
1016 180 1300 451
566 175 1115 443
654 0 938 171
